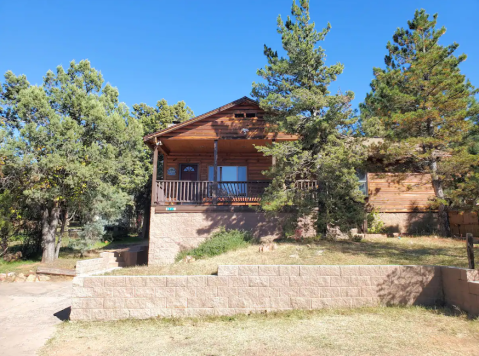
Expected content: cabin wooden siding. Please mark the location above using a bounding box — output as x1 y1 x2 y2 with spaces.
367 173 436 213
159 102 296 141
448 212 479 237
163 153 272 181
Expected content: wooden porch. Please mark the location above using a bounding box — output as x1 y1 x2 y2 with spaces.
144 97 304 209
153 179 318 206
154 180 269 205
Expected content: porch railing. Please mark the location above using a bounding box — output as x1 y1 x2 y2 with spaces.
155 180 318 205
156 180 270 205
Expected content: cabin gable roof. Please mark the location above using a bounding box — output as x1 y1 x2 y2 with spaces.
143 96 261 143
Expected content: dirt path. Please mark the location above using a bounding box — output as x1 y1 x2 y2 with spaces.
0 281 72 356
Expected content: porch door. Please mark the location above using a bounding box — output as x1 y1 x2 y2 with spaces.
180 164 198 181
179 164 198 203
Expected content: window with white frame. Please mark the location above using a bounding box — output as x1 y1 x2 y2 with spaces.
357 171 368 196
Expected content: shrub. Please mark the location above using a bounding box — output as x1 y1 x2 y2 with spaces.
367 209 385 234
68 219 106 257
176 227 253 261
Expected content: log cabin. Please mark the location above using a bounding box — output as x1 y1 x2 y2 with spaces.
143 96 438 265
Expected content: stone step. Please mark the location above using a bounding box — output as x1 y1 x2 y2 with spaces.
108 262 126 268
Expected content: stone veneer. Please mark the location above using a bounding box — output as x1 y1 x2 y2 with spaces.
67 264 479 322
148 208 315 265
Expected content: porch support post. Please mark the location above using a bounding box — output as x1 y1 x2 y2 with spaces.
213 139 218 205
151 144 159 207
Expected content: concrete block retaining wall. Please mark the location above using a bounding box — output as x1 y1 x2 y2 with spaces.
75 252 111 275
75 246 149 276
148 209 316 265
69 264 475 321
442 266 479 315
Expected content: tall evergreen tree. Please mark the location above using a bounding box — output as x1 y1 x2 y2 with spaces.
360 10 478 236
252 0 366 234
133 99 193 137
0 60 147 262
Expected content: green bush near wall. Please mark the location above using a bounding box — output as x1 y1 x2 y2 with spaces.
176 227 253 261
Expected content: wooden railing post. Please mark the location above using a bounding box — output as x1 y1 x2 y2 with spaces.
213 140 218 205
151 145 159 206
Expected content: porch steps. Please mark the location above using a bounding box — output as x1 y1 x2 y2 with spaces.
108 252 126 268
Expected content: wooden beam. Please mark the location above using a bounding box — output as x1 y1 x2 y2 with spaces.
213 139 218 205
158 140 170 156
151 145 159 206
37 266 76 277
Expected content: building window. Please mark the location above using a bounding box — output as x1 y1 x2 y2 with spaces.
208 166 248 196
234 113 245 118
357 171 368 196
245 113 256 118
208 166 247 181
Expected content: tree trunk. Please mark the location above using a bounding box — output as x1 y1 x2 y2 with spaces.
430 161 451 237
55 209 68 259
141 203 151 239
41 203 61 263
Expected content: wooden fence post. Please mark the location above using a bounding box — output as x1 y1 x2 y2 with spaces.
466 233 475 270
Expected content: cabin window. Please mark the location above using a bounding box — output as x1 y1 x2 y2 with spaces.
245 113 256 118
357 171 368 196
208 166 247 181
234 113 245 118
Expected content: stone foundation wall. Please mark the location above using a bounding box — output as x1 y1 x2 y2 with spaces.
70 264 449 321
442 266 479 315
379 212 439 234
148 209 315 265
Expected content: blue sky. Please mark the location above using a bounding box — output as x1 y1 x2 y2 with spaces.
1 0 478 117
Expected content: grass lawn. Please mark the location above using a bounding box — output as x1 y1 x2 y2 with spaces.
107 236 473 276
42 307 479 356
0 235 146 275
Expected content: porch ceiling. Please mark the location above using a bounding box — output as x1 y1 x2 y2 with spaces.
161 138 274 154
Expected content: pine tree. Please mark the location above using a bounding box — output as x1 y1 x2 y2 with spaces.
133 99 193 137
252 0 366 234
360 10 478 236
0 60 147 262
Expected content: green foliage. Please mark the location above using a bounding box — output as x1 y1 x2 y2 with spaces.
130 99 194 238
68 219 106 257
252 0 367 233
176 227 253 261
367 209 385 234
133 99 193 137
0 60 148 260
360 9 478 235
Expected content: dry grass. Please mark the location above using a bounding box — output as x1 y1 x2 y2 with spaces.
42 307 479 356
107 236 472 276
0 236 145 275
